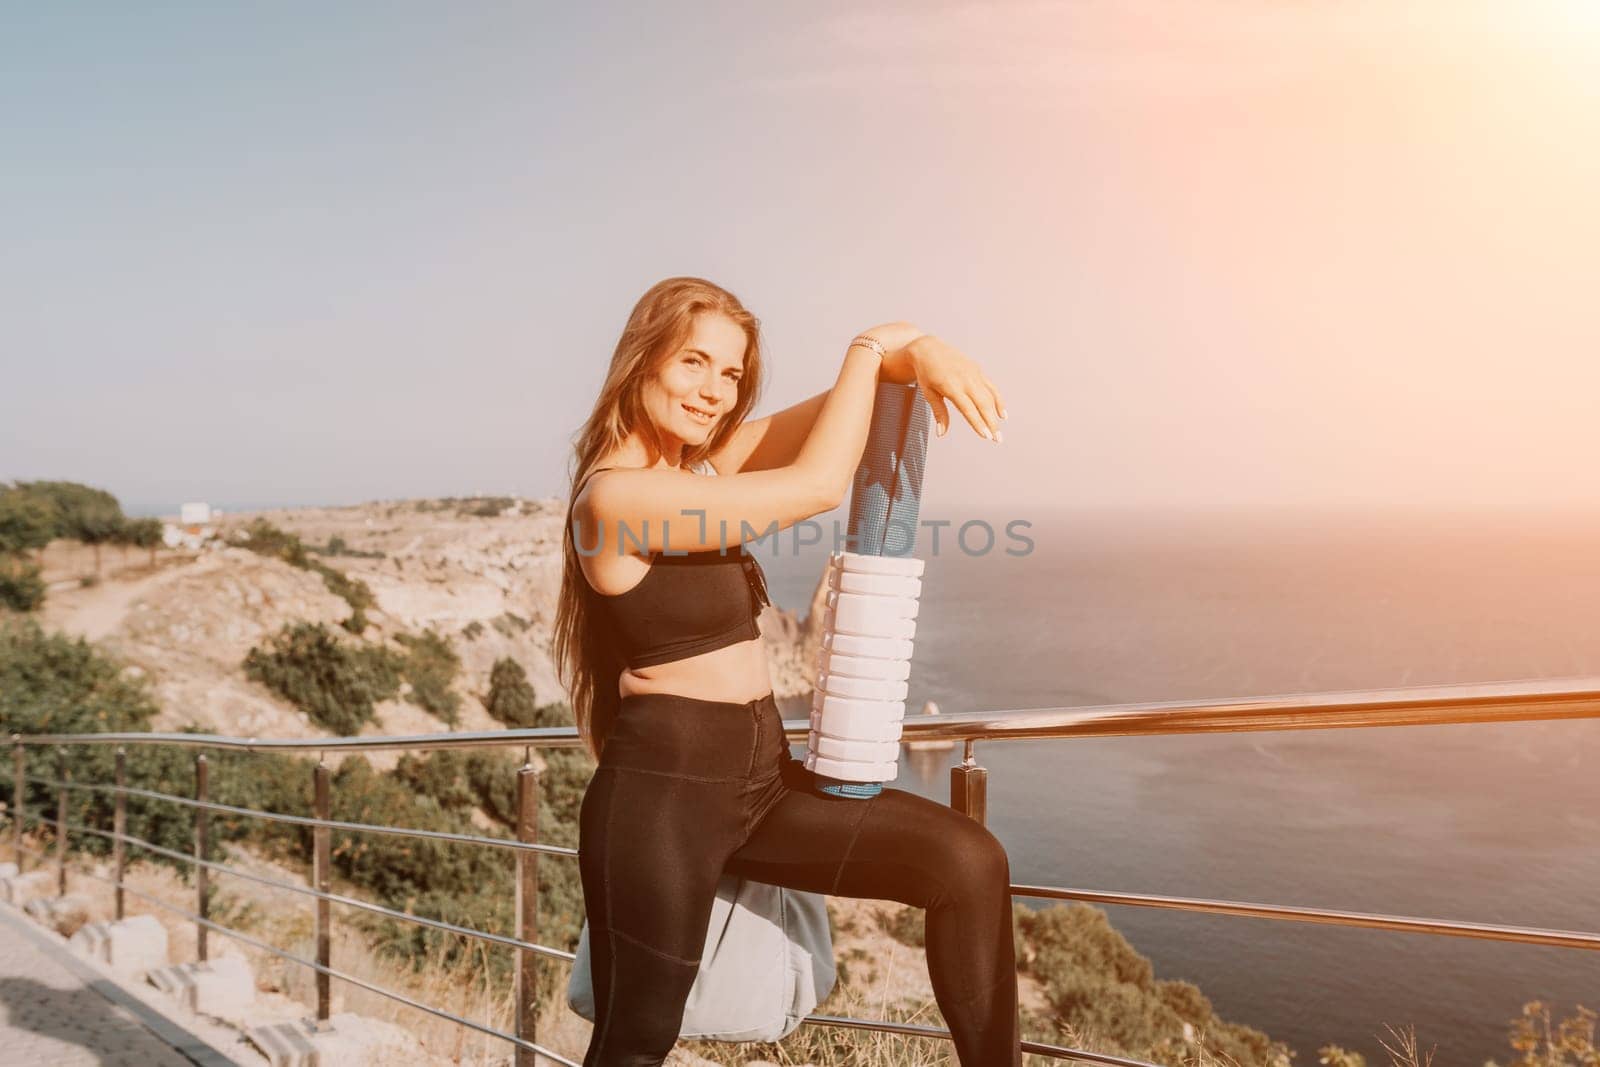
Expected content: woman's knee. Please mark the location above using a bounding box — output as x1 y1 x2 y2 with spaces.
929 813 1012 906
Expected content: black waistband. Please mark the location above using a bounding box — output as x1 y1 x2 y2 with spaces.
618 690 777 713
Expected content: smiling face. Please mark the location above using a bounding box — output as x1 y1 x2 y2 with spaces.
641 311 747 457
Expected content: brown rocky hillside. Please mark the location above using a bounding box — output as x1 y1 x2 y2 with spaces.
37 495 829 752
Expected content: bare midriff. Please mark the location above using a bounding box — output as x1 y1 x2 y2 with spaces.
582 543 774 705
617 636 774 705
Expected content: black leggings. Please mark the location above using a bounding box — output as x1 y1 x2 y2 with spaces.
577 690 1021 1066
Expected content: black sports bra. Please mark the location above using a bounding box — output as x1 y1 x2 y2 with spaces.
575 462 772 669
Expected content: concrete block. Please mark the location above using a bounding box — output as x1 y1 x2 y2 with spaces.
69 914 169 975
148 954 255 1019
22 893 92 937
247 1013 428 1067
68 918 109 960
1 869 55 905
246 1020 319 1067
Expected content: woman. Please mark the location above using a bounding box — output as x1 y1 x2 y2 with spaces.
553 276 1019 1066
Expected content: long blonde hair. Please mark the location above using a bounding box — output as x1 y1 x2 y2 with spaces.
553 277 766 761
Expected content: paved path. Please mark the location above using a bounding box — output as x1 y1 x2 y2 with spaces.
0 903 237 1066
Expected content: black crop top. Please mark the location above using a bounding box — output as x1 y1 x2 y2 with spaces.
576 462 772 669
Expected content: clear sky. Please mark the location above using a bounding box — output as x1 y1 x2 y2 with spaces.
3 2 1597 519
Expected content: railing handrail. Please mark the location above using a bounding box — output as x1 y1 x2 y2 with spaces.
8 674 1600 1066
14 673 1600 751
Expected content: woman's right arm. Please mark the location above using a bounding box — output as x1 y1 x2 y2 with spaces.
576 324 911 556
792 322 924 504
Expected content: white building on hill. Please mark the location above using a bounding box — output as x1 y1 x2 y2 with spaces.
163 501 224 550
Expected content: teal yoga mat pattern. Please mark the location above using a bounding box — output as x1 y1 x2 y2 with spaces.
846 382 934 557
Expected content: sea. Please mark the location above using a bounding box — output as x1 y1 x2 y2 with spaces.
756 508 1600 1067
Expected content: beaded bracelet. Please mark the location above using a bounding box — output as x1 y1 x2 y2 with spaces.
848 335 887 359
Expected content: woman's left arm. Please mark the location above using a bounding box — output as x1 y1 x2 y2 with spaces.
711 329 1007 473
709 389 831 475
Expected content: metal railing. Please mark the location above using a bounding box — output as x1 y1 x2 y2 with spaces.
6 675 1600 1067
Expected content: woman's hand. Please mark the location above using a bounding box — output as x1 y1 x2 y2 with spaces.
884 334 1008 442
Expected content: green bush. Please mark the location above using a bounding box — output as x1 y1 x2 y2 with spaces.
464 497 513 518
491 613 530 638
0 617 308 871
242 622 403 735
1013 901 1292 1066
120 516 164 550
233 518 308 567
0 557 46 611
484 657 538 728
0 486 58 553
308 560 374 633
3 615 590 1003
394 629 461 725
6 481 124 546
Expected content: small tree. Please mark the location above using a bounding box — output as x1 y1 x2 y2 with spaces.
0 486 58 557
12 481 127 576
484 657 539 728
121 516 165 568
0 486 57 612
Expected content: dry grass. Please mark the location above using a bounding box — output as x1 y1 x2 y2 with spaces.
8 831 1592 1067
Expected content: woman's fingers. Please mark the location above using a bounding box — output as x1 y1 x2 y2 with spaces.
926 389 953 437
912 335 1006 440
968 379 1004 441
947 389 992 441
985 375 1008 422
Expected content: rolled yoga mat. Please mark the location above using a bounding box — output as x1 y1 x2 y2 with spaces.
808 382 934 798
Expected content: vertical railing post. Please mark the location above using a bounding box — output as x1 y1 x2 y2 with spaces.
194 752 209 962
513 749 541 1065
113 748 127 921
11 739 23 873
950 739 988 827
55 750 68 896
313 758 332 1028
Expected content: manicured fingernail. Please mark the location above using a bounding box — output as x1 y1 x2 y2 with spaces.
980 427 992 440
1000 408 1009 420
994 431 1003 444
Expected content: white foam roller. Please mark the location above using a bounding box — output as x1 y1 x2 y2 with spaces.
829 570 923 598
826 588 919 621
809 733 900 762
807 551 926 789
817 671 908 702
816 649 911 681
811 690 904 723
823 631 914 660
804 751 900 782
810 707 903 743
827 596 919 638
836 552 925 578
823 606 917 641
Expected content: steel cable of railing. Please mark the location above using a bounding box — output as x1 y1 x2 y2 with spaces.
50 778 579 858
10 676 1600 1064
58 816 576 961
